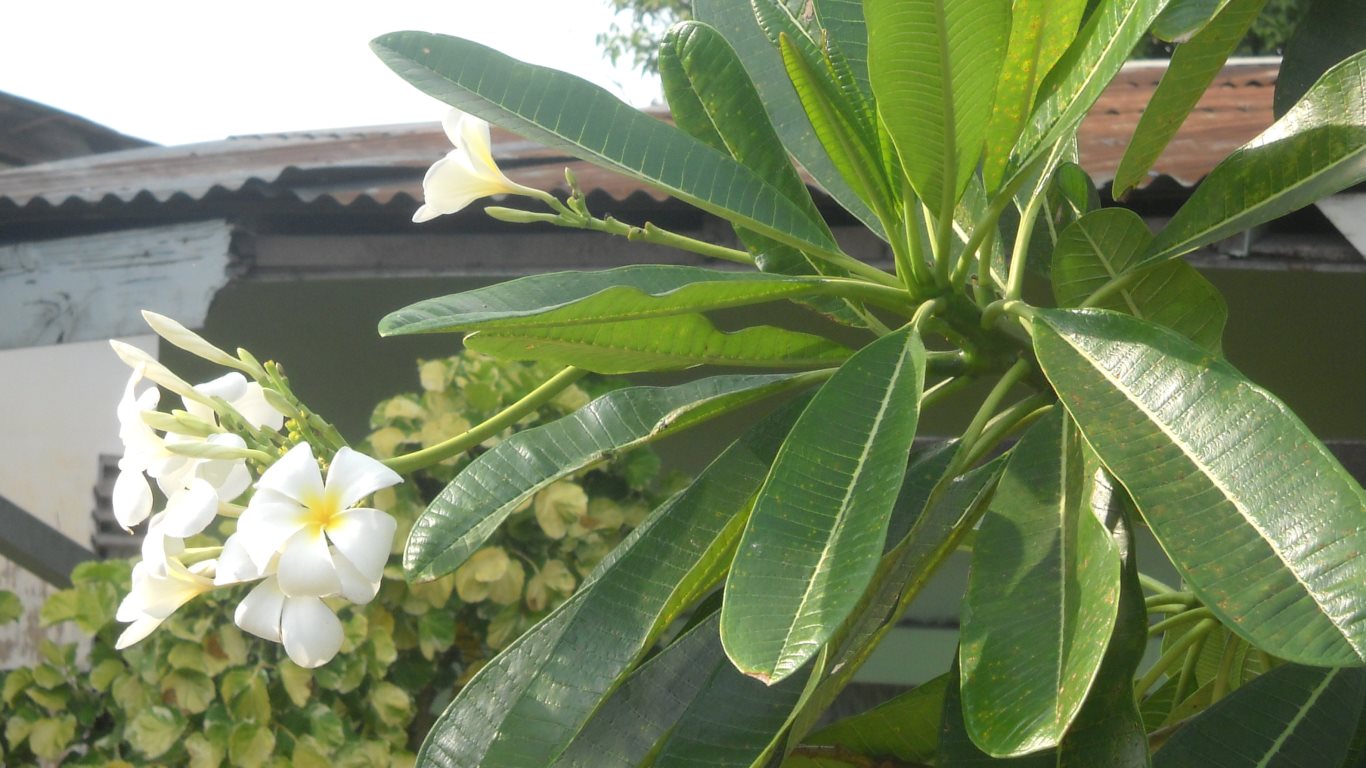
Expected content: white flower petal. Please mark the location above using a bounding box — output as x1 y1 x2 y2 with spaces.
255 443 323 503
140 515 186 576
236 383 285 432
160 478 220 538
333 549 379 605
277 527 341 597
236 493 310 569
112 468 154 531
441 107 468 146
215 534 269 585
115 616 163 649
281 596 343 668
457 111 499 176
234 578 285 642
327 448 403 510
196 434 251 502
326 507 396 584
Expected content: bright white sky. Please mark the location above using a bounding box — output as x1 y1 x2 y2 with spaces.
1 1 661 146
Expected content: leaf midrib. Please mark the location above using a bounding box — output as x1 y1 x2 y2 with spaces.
773 336 914 676
1049 324 1361 659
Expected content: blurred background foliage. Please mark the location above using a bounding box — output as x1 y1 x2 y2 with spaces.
0 352 680 766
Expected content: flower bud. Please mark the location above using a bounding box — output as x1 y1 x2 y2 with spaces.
141 311 246 372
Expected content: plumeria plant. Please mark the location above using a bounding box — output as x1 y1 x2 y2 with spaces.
346 0 1366 765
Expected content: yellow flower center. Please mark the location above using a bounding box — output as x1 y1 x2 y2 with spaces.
302 492 341 534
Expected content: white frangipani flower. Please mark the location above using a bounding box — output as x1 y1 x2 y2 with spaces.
184 372 285 433
114 558 216 649
413 108 540 222
234 577 343 668
235 443 401 604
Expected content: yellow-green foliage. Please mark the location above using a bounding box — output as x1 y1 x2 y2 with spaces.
0 352 675 766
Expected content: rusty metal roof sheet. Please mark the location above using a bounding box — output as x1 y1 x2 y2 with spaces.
0 59 1279 214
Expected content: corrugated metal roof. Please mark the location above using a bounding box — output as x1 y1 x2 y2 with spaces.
0 60 1279 214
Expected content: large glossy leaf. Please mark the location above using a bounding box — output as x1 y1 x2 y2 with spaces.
1153 664 1366 767
660 22 828 231
1151 0 1232 41
692 0 886 239
371 31 838 257
960 412 1123 756
380 266 844 336
780 32 893 220
1010 0 1171 186
1052 466 1151 768
1034 308 1366 666
866 0 1009 216
1112 0 1268 198
1050 209 1226 352
788 450 1005 746
465 315 852 373
981 0 1088 191
657 22 874 331
811 0 871 95
1146 52 1366 263
1274 0 1366 118
418 401 804 768
942 469 1151 767
404 373 812 581
784 673 948 767
722 327 926 683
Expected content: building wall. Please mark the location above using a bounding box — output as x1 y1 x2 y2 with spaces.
0 335 154 667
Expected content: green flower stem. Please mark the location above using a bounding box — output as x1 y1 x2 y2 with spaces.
594 216 756 266
384 366 590 474
957 396 1053 470
1172 632 1206 708
1148 607 1215 637
902 182 933 292
1139 572 1181 595
1210 633 1245 703
1082 269 1144 309
1004 184 1047 302
1136 618 1219 697
217 502 244 519
178 546 223 566
1145 591 1198 608
952 358 1033 474
1147 602 1199 616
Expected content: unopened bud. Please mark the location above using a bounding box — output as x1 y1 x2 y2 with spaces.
484 206 557 225
141 311 245 372
261 387 301 419
163 440 263 462
110 340 207 406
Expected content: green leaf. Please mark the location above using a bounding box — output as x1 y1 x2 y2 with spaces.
811 0 871 95
0 590 20 625
692 0 887 239
1146 51 1366 264
791 449 1005 744
1151 0 1233 41
779 31 893 220
371 31 839 258
405 372 815 581
1153 664 1366 767
1274 0 1366 118
939 659 1057 767
465 314 852 373
789 673 948 766
960 411 1122 756
228 722 276 765
660 22 828 233
1112 0 1268 198
1010 0 1171 186
160 669 215 714
1034 308 1366 666
418 401 805 768
380 266 871 338
723 327 925 683
1052 468 1151 768
981 0 1088 191
555 611 809 768
867 0 1009 216
27 715 75 761
127 706 186 759
1050 208 1227 352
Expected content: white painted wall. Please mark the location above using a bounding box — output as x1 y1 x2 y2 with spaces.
0 335 155 667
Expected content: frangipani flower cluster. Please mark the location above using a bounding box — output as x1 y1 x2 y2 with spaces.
109 312 403 668
413 108 545 222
